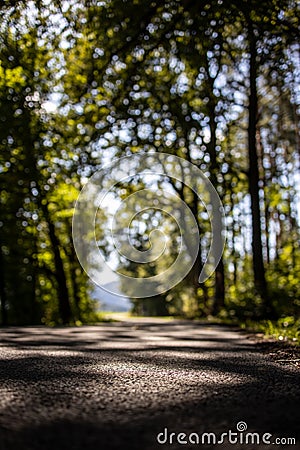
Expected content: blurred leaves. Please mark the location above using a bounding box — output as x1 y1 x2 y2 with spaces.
0 0 299 324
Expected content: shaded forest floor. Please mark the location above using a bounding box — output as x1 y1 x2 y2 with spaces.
0 319 299 449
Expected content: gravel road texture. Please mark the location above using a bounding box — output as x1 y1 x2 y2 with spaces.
0 319 299 450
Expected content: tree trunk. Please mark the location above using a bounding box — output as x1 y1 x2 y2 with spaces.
212 259 225 315
65 221 82 321
206 73 225 315
0 243 8 325
43 204 72 324
247 15 270 314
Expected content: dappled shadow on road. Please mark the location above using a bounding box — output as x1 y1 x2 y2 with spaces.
0 322 299 450
0 322 252 350
0 346 299 384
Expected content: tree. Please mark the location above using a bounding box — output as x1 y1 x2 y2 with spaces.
0 1 96 324
58 0 299 318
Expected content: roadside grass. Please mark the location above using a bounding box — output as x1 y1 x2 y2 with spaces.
240 316 300 345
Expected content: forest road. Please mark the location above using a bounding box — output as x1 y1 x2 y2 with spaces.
0 319 299 450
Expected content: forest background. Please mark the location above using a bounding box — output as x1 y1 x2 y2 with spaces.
0 0 299 340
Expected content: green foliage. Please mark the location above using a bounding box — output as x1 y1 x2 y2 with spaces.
0 1 97 325
0 0 299 325
242 317 300 345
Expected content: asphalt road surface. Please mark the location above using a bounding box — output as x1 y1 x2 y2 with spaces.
0 319 299 450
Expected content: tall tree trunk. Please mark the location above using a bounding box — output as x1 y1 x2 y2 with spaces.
30 241 39 324
42 204 72 324
230 189 238 285
264 198 271 265
206 74 225 315
0 243 8 325
65 221 82 321
257 127 270 264
247 15 270 314
212 259 225 315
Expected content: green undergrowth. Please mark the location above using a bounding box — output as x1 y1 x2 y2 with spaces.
240 316 300 345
